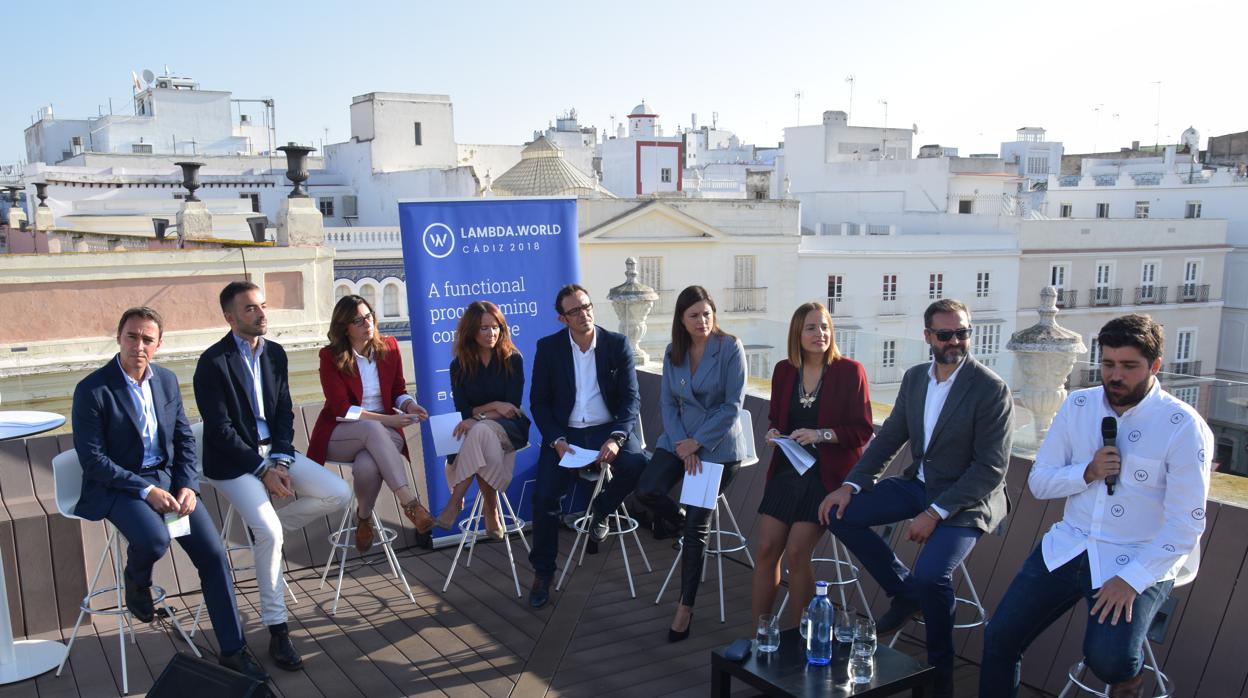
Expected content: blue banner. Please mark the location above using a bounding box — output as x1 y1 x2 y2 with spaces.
398 197 579 531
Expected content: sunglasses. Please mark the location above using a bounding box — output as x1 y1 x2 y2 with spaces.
927 327 972 342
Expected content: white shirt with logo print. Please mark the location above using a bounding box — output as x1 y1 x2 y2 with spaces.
1028 381 1213 593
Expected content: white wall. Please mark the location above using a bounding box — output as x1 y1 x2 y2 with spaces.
348 93 457 173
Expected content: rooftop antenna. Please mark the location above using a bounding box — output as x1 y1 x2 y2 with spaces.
1151 81 1162 151
142 69 155 86
1093 104 1103 152
845 75 856 123
794 91 804 126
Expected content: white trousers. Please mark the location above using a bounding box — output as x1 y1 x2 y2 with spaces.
211 452 351 626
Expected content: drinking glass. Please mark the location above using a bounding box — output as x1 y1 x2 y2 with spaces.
834 605 855 644
853 617 877 656
799 609 811 639
756 613 780 653
850 652 873 684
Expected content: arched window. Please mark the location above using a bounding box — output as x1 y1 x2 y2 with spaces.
334 284 351 301
359 283 377 310
383 284 400 318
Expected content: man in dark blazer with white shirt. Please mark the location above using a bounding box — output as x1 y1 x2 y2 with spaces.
527 284 648 608
819 299 1013 697
71 307 268 682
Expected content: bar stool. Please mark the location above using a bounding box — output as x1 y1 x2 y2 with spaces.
556 464 652 597
188 494 298 637
52 450 201 695
887 559 987 647
655 408 758 623
777 536 875 622
1058 549 1199 698
442 488 530 597
187 423 298 636
318 460 416 616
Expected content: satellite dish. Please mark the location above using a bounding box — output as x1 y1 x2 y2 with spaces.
142 69 155 86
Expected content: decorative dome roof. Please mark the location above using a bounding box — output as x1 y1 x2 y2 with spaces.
629 102 654 116
491 136 614 198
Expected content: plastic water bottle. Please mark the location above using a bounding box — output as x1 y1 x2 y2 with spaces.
805 581 834 666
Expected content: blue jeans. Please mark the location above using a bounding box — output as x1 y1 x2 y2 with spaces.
980 545 1174 696
825 476 981 674
528 424 647 579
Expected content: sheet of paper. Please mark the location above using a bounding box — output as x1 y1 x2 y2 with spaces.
679 460 724 510
773 436 816 475
164 512 191 538
558 444 600 469
335 405 364 423
428 412 465 457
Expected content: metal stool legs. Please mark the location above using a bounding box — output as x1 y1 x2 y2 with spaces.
190 500 297 637
57 523 201 695
1059 641 1171 698
887 559 986 647
777 536 874 621
317 492 416 616
654 492 755 623
443 490 529 597
556 468 652 597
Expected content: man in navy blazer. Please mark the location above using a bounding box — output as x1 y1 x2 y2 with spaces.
527 284 648 608
71 307 268 682
194 281 350 671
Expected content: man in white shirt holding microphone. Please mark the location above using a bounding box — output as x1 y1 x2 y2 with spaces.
980 314 1213 697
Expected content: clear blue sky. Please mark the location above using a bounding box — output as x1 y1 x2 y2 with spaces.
7 0 1245 164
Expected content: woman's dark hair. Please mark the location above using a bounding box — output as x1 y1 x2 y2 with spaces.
452 300 519 382
1098 314 1164 364
669 285 728 366
326 294 389 375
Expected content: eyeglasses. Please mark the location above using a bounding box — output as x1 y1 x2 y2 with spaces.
561 302 594 318
927 327 972 342
350 312 374 328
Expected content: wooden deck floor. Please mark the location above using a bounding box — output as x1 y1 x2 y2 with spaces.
0 523 1053 698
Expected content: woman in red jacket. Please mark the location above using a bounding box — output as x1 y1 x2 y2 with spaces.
751 302 874 627
308 295 433 552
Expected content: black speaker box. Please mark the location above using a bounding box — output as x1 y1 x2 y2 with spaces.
147 652 268 698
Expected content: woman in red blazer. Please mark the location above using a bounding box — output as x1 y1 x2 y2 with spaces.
308 294 433 552
751 302 874 628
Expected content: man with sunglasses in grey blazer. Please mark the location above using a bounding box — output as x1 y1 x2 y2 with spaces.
818 298 1013 698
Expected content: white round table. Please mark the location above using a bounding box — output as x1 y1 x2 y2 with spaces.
0 411 68 683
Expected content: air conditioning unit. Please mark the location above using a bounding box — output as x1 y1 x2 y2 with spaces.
342 195 359 219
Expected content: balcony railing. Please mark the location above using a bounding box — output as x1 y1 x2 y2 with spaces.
968 293 997 312
827 296 852 317
878 298 907 316
724 287 767 313
1058 175 1080 187
1087 287 1123 308
1094 175 1118 186
1170 360 1203 376
1083 367 1102 385
1180 283 1210 303
1134 286 1168 305
1053 288 1078 309
651 289 677 315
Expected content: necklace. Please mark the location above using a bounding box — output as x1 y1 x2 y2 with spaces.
798 370 823 408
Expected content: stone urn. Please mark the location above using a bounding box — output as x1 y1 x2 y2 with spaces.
607 257 660 365
277 144 315 198
1007 286 1087 443
174 161 204 202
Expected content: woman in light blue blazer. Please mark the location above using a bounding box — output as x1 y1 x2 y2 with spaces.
637 285 747 643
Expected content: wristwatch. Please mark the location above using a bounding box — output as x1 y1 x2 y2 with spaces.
610 432 628 447
820 429 834 443
474 412 487 421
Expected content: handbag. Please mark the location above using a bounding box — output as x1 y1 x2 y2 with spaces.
493 411 532 451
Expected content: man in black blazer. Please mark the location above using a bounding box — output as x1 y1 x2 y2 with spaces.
527 284 648 608
194 281 350 670
819 299 1013 698
71 307 268 682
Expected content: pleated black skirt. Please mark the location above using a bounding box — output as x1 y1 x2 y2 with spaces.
757 461 828 525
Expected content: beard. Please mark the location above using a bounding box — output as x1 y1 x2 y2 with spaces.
933 344 967 365
1103 376 1152 407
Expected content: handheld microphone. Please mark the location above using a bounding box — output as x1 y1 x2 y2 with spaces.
1101 416 1117 495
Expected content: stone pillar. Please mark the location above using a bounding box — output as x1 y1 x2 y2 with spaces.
607 257 659 365
177 200 213 239
5 186 25 230
275 144 323 246
1007 286 1087 443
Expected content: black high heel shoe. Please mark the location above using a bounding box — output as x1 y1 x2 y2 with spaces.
667 613 694 643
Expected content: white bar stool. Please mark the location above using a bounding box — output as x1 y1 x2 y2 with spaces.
887 559 986 647
655 408 758 622
52 450 201 696
778 536 875 622
318 460 416 616
442 487 530 597
556 465 652 597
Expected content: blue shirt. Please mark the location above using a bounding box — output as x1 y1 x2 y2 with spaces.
117 356 161 501
231 333 293 474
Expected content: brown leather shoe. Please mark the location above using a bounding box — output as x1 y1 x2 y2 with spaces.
403 500 435 534
1108 671 1145 698
355 514 375 553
